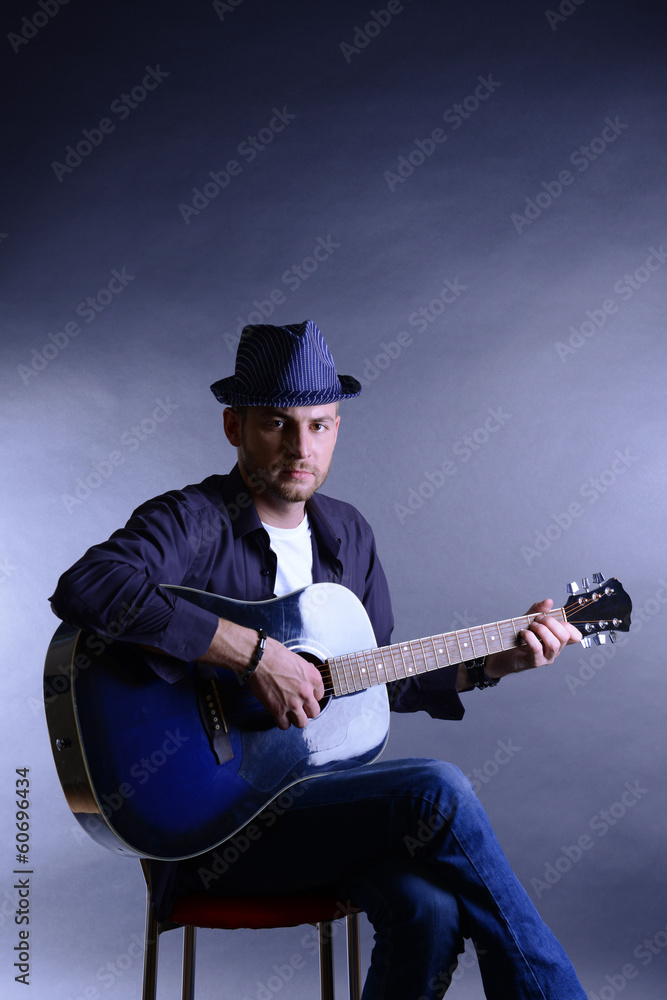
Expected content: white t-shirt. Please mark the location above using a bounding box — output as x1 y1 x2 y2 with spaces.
261 514 314 597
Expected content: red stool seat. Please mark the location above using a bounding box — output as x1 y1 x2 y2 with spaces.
141 861 362 1000
169 891 359 930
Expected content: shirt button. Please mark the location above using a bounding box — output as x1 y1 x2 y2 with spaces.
261 569 271 576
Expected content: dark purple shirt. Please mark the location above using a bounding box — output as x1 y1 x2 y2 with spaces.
50 465 465 719
50 465 464 920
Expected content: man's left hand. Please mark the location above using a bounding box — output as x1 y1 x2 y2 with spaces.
484 599 581 681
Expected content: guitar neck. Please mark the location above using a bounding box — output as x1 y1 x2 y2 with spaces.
326 608 567 697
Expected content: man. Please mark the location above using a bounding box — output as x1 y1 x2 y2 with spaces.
50 320 586 998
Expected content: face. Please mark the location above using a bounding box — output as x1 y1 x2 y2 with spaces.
224 404 340 507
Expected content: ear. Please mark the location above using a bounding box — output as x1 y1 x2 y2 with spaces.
223 407 242 447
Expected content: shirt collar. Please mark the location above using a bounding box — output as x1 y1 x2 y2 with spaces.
218 464 341 560
218 464 263 540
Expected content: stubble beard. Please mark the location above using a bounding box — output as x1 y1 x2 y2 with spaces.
239 446 331 505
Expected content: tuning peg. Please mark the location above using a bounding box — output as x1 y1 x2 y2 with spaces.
609 632 617 643
580 637 593 648
592 572 605 585
581 577 591 590
567 582 579 595
593 634 606 645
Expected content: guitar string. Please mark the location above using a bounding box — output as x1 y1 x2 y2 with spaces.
326 600 618 695
329 610 547 691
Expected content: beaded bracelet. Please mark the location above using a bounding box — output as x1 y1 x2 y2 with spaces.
240 629 268 683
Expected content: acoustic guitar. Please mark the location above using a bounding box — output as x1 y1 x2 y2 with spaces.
44 575 631 860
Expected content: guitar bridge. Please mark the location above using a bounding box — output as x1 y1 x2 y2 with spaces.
196 670 234 765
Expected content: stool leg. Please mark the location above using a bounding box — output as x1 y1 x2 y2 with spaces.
318 920 335 1000
182 925 197 1000
346 913 361 1000
142 895 160 1000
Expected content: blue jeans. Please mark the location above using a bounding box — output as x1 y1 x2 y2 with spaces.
176 759 586 999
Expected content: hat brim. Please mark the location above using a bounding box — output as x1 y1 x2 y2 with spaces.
210 374 362 407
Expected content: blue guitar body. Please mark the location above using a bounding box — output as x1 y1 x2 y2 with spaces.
44 583 389 860
45 574 632 861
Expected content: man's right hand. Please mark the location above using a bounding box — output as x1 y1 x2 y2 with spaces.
246 637 325 730
198 618 324 730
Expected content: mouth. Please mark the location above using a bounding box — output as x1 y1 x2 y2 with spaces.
281 469 315 481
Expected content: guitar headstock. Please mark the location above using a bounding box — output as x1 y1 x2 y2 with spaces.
563 574 632 647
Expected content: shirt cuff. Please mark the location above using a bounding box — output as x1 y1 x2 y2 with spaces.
147 598 220 683
388 666 465 721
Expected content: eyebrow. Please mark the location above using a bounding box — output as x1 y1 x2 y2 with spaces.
263 409 336 424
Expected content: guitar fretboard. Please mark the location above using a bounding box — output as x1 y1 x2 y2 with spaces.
326 608 567 697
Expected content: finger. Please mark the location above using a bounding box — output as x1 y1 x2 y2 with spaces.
304 695 321 720
308 666 325 701
526 598 553 615
530 611 581 647
285 705 309 729
518 627 543 664
528 621 562 659
535 614 574 646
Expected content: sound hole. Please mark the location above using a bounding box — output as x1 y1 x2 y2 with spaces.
299 652 332 711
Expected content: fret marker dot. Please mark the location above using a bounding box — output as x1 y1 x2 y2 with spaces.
438 648 443 654
408 667 413 672
361 667 366 673
463 642 468 647
377 663 383 670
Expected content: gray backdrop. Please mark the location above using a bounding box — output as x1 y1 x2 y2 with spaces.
2 0 666 997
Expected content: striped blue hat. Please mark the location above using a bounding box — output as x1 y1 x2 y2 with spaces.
210 320 362 407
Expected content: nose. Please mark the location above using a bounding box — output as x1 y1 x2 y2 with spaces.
286 424 311 460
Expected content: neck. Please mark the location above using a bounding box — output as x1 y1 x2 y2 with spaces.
237 466 306 528
257 499 306 529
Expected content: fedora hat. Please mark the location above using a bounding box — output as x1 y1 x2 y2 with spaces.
210 320 362 407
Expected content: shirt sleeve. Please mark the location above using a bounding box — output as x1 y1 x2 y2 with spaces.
388 668 465 721
49 493 220 680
